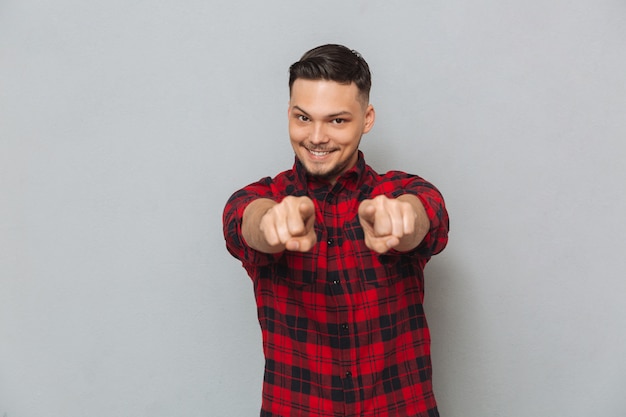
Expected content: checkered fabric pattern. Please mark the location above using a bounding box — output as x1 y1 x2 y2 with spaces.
223 152 449 417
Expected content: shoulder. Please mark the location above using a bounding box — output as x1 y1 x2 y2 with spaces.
367 169 435 195
361 159 418 184
226 168 298 205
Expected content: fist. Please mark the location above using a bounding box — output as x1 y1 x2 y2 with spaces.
358 195 418 254
260 196 317 252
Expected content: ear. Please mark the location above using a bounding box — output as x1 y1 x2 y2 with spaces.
362 104 376 134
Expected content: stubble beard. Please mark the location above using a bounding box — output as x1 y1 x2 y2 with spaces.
297 147 358 183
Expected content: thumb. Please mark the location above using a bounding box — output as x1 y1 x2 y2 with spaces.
359 201 377 223
299 200 315 221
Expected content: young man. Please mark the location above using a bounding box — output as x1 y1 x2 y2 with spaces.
223 44 449 417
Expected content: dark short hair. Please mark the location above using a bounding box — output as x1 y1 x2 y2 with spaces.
288 44 372 104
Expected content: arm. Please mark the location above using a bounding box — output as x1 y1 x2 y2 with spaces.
242 196 317 254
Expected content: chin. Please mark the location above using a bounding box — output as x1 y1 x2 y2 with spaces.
300 162 332 179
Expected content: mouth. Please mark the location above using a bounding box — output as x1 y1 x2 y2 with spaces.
304 146 335 158
309 149 331 157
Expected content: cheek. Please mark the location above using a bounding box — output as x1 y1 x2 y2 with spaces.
289 124 307 141
336 129 360 146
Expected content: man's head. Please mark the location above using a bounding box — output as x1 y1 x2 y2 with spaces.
289 44 372 108
287 44 375 184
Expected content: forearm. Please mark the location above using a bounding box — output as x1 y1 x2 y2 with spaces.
394 194 430 252
242 198 284 254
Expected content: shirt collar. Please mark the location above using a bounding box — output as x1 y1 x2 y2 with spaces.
293 151 367 192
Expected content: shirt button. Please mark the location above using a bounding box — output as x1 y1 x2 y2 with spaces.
327 238 334 246
333 279 340 285
341 323 349 333
345 371 352 378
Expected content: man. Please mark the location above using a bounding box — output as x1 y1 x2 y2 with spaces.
223 44 449 417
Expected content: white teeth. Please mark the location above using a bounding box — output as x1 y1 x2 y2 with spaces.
309 150 330 156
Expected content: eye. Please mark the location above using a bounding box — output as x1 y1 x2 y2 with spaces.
331 118 346 124
297 114 310 122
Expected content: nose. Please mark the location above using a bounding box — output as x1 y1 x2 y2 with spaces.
309 122 329 145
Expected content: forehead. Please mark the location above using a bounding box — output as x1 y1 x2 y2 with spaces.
289 79 362 110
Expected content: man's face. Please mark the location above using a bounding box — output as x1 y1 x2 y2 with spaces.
288 79 375 184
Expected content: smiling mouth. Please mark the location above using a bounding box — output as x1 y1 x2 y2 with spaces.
309 149 330 157
305 146 334 157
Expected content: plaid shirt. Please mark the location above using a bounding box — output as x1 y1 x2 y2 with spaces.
223 153 449 417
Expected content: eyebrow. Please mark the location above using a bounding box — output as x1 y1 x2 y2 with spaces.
292 105 353 119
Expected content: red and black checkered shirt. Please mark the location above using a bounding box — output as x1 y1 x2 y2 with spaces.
223 153 449 417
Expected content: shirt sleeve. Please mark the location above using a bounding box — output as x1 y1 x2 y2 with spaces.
222 177 283 267
384 172 450 258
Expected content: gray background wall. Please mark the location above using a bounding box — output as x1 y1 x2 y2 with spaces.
1 1 625 416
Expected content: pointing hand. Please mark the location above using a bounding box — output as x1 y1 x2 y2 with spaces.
260 196 317 252
358 195 419 254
